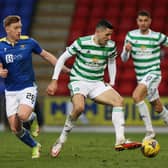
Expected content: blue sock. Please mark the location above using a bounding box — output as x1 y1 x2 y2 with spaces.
16 128 37 147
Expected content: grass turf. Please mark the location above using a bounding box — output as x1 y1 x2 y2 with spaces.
0 132 167 168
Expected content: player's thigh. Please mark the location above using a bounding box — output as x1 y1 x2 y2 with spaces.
5 91 18 117
94 87 124 106
18 87 37 120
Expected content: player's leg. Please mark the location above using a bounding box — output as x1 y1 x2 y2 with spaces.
21 87 40 137
92 82 141 150
23 111 39 137
151 98 168 125
17 104 41 158
133 83 155 140
94 87 125 144
51 81 89 157
6 88 41 158
7 105 41 159
51 94 85 157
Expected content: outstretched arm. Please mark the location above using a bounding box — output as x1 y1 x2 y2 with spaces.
40 49 71 74
121 43 132 62
46 50 72 95
108 57 116 86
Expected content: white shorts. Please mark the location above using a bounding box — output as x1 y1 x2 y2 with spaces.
5 86 37 117
68 81 111 99
139 73 161 102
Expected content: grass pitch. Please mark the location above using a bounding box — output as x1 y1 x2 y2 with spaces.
0 131 167 168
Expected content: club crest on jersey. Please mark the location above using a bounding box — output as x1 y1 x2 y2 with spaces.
20 44 25 49
5 54 14 63
92 57 98 63
141 45 146 51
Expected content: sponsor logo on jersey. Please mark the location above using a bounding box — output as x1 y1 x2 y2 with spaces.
5 54 14 63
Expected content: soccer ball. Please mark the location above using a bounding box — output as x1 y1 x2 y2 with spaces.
141 139 160 158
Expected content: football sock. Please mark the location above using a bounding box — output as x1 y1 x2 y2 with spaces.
15 127 37 147
25 112 36 122
159 106 168 124
112 107 125 145
60 114 75 143
23 112 37 129
136 101 154 132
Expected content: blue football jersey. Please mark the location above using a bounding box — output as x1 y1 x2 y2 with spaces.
0 36 42 91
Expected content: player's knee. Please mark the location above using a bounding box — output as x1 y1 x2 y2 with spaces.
114 96 124 107
132 92 141 103
17 112 28 122
151 100 163 113
154 103 163 112
10 125 18 134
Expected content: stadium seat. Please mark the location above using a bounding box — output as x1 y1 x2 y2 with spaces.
75 0 91 8
152 0 168 7
74 6 90 18
91 0 106 8
122 0 137 8
122 7 137 17
151 20 165 32
106 0 122 8
90 7 105 18
152 7 167 18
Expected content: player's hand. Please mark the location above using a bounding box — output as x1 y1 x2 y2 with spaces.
46 79 58 96
125 43 132 52
0 69 8 78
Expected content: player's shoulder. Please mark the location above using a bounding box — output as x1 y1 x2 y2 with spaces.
107 39 116 47
150 30 163 36
0 37 6 42
20 35 39 45
20 35 30 40
78 35 92 42
76 35 93 46
0 37 7 49
127 29 139 36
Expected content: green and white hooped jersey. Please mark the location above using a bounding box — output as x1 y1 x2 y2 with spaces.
67 35 117 82
125 29 168 81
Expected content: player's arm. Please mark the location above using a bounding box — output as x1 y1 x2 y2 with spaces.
46 50 72 95
108 57 116 86
0 63 8 78
121 42 132 62
159 33 168 47
40 49 70 74
121 33 132 62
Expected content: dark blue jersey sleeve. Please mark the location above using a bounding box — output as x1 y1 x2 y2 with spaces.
30 38 43 54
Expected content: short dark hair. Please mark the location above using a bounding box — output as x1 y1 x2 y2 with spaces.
138 10 151 18
3 15 21 28
96 19 114 30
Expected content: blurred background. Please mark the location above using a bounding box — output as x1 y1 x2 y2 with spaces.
0 0 168 131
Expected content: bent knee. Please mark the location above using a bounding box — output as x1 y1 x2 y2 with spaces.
154 103 163 112
132 93 142 103
113 96 124 107
17 113 28 122
10 126 19 134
